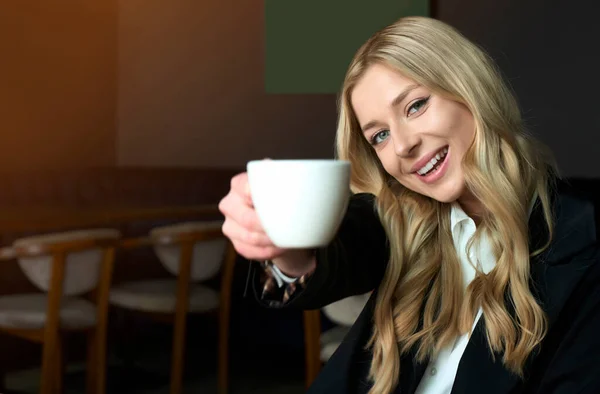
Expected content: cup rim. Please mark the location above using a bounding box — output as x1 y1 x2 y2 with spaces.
247 159 350 168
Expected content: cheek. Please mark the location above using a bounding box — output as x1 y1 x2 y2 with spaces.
376 149 399 178
428 102 475 143
450 111 476 146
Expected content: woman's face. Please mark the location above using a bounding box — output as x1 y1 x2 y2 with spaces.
351 63 476 205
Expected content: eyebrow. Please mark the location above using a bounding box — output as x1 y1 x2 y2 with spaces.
360 84 420 133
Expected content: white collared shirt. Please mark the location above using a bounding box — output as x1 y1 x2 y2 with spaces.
414 203 495 394
415 197 537 394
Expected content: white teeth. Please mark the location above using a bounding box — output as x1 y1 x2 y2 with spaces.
417 147 448 175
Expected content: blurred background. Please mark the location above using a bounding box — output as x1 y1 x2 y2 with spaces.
0 0 598 393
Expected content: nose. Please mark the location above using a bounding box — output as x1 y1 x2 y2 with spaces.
390 127 421 158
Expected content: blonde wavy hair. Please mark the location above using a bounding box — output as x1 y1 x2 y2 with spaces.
335 16 558 393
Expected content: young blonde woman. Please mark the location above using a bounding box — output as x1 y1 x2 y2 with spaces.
218 16 600 394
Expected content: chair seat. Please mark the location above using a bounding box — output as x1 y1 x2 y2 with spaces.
0 294 96 330
320 326 350 362
322 292 370 326
109 279 219 313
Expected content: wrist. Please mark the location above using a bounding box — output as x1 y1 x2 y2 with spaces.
271 249 317 278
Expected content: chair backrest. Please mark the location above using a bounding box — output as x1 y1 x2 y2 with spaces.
14 228 121 295
322 292 371 326
150 221 226 282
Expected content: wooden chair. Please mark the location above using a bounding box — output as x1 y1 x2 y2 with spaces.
110 221 236 394
303 309 322 389
302 292 371 389
0 228 121 394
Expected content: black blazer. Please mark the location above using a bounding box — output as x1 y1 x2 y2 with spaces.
252 183 600 394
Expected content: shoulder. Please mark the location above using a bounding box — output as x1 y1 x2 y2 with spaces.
528 177 597 265
555 177 599 237
540 178 598 264
555 177 598 221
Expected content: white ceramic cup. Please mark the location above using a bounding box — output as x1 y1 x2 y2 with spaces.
246 159 351 248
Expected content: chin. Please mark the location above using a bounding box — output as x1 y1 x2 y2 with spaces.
429 194 456 204
425 182 465 204
397 175 466 204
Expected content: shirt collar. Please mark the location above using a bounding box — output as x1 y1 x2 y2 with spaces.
450 202 472 235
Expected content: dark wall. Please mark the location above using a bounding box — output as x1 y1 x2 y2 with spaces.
438 0 600 177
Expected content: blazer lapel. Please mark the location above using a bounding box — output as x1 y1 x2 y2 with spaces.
397 346 428 393
355 299 429 394
308 292 380 394
451 190 598 394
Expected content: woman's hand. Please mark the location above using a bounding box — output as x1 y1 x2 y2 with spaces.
219 172 316 276
219 172 284 261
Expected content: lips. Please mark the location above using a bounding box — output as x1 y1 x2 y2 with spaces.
416 147 448 176
410 146 449 174
413 146 451 184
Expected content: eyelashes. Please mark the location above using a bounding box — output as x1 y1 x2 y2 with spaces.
407 96 430 116
369 96 431 146
370 129 390 145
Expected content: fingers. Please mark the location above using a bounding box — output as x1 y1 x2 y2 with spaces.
221 217 273 247
229 241 284 262
219 171 283 261
219 190 263 233
229 172 253 206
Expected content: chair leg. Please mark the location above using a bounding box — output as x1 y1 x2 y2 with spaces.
171 297 189 394
85 326 107 394
54 334 65 394
86 329 98 394
92 246 114 394
217 244 236 394
41 329 60 394
170 314 187 394
170 242 193 394
303 310 322 389
42 252 66 394
95 319 108 394
217 307 230 394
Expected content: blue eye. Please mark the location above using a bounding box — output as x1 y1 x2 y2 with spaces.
370 130 390 145
407 97 430 116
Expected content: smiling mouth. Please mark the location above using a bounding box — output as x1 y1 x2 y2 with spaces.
416 146 449 176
